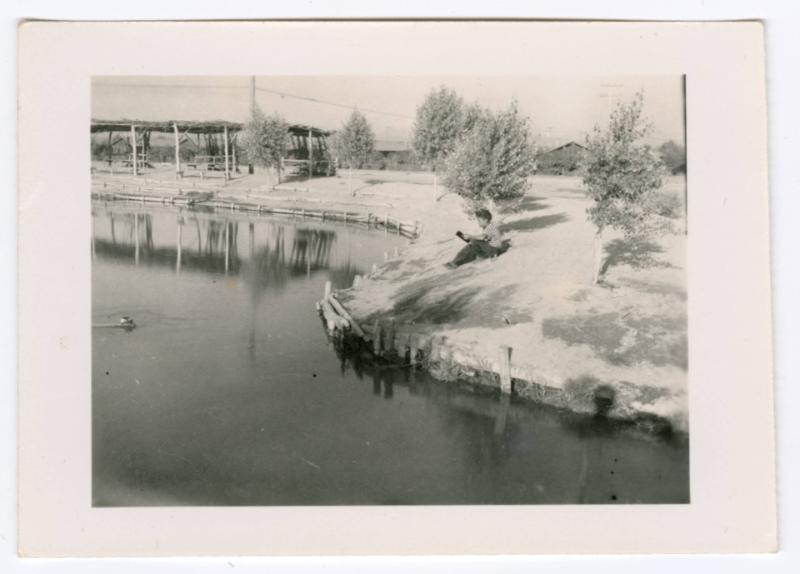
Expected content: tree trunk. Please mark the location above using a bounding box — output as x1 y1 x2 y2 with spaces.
592 229 605 284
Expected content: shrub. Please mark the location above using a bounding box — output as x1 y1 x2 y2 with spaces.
442 101 537 204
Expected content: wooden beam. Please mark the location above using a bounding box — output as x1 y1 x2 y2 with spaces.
106 131 113 165
130 124 137 176
308 129 313 180
224 125 230 180
173 122 181 177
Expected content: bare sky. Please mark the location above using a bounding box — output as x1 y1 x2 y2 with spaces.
92 76 685 148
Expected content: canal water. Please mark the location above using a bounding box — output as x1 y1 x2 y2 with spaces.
92 201 689 506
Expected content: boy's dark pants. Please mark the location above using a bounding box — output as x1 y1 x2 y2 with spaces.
452 239 499 266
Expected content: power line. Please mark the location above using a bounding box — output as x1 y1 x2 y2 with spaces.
255 86 414 120
93 81 415 121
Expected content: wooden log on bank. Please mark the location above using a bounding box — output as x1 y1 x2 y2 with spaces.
320 298 348 331
328 293 365 338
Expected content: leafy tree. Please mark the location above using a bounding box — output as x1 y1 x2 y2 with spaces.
583 92 667 283
241 106 290 184
332 110 376 194
334 110 376 170
658 140 686 174
442 101 537 206
412 86 465 169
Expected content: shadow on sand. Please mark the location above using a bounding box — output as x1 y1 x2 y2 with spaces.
499 213 569 234
600 236 674 276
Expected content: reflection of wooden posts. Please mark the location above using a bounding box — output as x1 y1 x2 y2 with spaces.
130 124 137 176
134 214 140 265
494 394 510 436
386 319 396 355
173 122 181 179
91 214 96 260
107 131 113 166
224 221 230 274
109 214 116 244
248 223 255 258
224 126 230 181
372 320 382 355
176 217 183 272
499 345 512 394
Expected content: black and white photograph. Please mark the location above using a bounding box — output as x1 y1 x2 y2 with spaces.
90 75 689 506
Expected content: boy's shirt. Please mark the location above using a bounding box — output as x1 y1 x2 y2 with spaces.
481 222 503 248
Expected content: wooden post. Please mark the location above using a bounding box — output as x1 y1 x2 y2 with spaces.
232 135 238 173
308 130 314 182
91 214 96 260
393 247 399 258
430 336 441 362
324 281 332 300
372 320 382 355
352 274 362 288
383 251 389 262
109 214 116 245
130 124 137 176
107 131 113 166
223 126 230 181
371 263 378 275
173 122 181 179
499 345 513 394
410 338 419 366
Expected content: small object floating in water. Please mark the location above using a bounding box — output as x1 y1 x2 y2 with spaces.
93 316 136 330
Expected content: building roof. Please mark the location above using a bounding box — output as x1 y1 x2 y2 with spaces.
540 141 587 156
375 139 411 153
90 119 331 137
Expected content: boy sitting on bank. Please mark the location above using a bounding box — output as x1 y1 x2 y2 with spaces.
446 208 505 268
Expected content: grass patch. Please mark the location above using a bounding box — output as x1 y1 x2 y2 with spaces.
543 311 687 369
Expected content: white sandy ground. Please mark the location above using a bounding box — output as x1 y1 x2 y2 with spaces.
91 164 688 429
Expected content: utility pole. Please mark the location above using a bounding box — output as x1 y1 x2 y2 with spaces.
250 76 256 115
248 76 256 175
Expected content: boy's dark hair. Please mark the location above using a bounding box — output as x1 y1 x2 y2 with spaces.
474 208 492 222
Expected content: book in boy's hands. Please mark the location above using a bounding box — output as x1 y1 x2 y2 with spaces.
456 231 468 242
